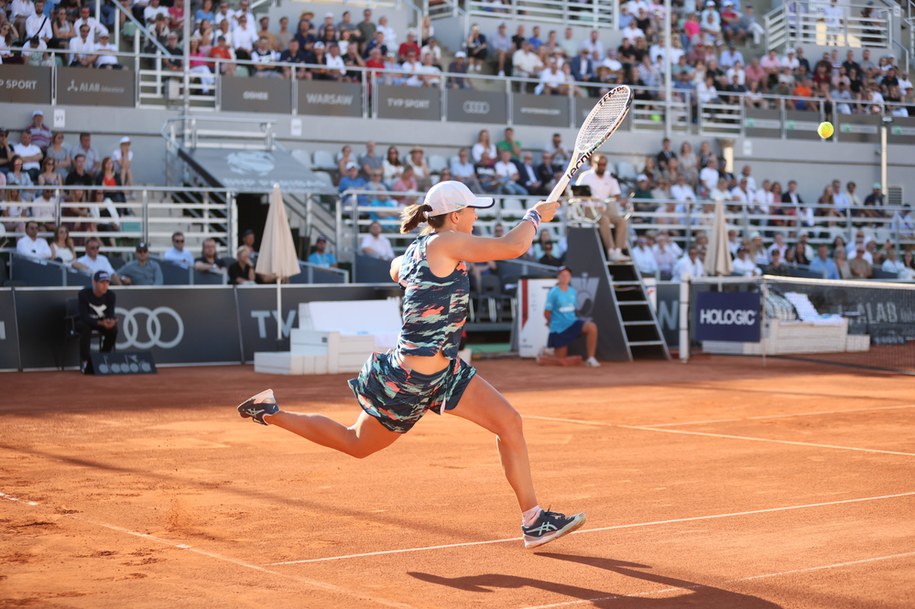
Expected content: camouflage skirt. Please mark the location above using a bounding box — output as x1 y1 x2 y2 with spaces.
347 350 476 434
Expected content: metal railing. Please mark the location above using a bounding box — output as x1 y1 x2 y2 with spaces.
765 1 892 50
10 52 912 140
1 185 235 258
339 190 914 257
465 0 615 28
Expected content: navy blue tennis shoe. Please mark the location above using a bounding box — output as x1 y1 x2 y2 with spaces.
237 389 279 425
522 509 586 549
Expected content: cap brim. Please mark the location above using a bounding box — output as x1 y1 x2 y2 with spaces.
466 197 495 209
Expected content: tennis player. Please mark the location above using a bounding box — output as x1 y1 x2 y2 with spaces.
238 180 585 549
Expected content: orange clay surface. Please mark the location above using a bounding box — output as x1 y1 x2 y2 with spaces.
2 356 913 608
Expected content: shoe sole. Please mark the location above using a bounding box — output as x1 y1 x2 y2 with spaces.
237 389 276 425
523 513 587 549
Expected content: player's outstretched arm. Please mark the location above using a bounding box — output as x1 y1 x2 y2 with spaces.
432 200 560 264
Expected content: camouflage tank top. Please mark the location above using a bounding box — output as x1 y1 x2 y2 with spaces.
396 233 469 359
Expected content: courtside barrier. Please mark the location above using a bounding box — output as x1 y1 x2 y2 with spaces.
1 285 399 371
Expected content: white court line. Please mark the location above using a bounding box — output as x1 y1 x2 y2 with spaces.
521 550 915 609
620 425 915 457
267 491 915 566
2 491 415 609
642 404 915 428
525 414 915 457
0 491 39 506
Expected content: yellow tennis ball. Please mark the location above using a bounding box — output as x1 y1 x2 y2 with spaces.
817 121 834 139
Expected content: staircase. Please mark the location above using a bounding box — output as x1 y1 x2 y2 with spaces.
563 226 669 361
607 260 670 360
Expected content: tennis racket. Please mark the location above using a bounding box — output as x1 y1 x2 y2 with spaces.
546 85 632 203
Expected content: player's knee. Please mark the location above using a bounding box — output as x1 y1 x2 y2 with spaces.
496 405 524 440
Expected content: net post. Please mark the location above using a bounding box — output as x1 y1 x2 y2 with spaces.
679 277 690 363
760 276 768 368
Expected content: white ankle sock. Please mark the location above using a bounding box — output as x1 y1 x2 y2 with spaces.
522 505 542 527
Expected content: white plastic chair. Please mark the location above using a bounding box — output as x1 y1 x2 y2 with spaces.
312 149 336 172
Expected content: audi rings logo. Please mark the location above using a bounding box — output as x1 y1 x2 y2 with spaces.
116 306 185 350
462 100 490 114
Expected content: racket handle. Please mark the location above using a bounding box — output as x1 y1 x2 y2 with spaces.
546 173 572 204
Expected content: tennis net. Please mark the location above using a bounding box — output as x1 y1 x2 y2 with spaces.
687 276 915 375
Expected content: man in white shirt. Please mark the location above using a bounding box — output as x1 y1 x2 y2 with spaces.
493 150 527 195
719 44 744 69
575 154 628 260
535 57 565 95
73 5 109 40
512 40 543 83
232 0 255 27
672 246 705 281
781 48 799 70
360 221 395 260
25 0 53 43
16 221 53 260
830 179 850 214
163 231 194 267
621 21 645 43
699 156 720 194
76 237 120 282
822 0 843 45
580 29 604 60
69 23 98 67
730 177 754 205
767 232 788 260
13 130 43 180
377 15 397 50
630 236 658 276
232 13 258 58
670 173 697 204
143 0 168 25
29 188 58 228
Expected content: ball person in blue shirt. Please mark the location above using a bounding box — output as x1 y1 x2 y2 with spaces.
544 266 600 367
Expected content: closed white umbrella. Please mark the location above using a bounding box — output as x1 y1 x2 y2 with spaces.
704 201 733 277
256 183 301 340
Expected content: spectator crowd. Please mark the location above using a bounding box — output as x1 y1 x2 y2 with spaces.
2 0 910 120
318 128 915 282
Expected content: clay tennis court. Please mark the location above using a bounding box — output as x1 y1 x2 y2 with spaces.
3 356 913 608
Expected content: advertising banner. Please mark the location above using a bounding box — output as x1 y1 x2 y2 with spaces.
56 67 134 107
376 84 441 121
446 89 508 124
235 284 401 362
784 111 821 141
888 117 915 144
221 76 292 114
655 282 680 347
837 114 880 143
744 108 782 139
516 278 555 358
0 65 52 104
694 291 761 342
0 290 20 371
297 80 362 117
13 287 241 369
512 94 570 128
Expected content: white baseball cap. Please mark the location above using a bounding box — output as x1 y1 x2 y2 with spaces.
424 180 493 217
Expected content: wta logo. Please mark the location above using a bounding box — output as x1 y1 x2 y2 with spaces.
699 309 757 326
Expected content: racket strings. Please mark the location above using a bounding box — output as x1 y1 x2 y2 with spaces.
577 91 631 152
